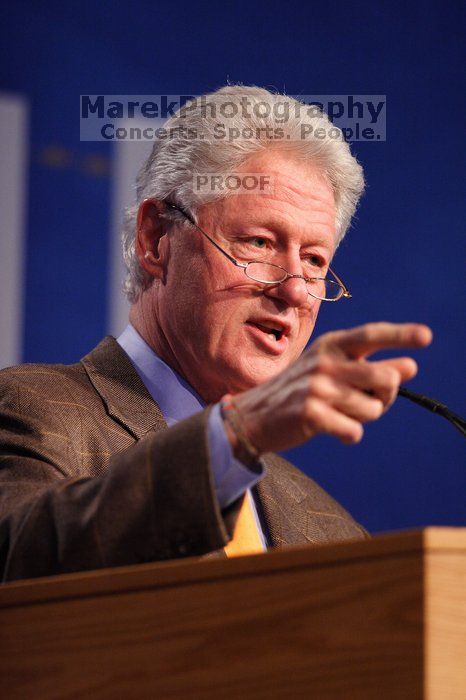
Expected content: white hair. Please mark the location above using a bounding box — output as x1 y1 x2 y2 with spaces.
122 85 365 302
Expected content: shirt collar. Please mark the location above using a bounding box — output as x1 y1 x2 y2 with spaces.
116 324 205 426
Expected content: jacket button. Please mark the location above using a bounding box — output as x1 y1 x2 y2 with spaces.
177 541 188 555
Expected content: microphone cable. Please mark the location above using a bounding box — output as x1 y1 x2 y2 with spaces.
398 387 466 439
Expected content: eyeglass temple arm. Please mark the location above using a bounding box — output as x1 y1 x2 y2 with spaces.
164 201 246 268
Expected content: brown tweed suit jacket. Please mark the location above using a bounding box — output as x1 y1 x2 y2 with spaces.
0 337 367 582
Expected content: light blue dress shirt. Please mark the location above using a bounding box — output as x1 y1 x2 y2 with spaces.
117 324 268 549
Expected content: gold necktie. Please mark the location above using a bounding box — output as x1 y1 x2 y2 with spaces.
224 492 264 558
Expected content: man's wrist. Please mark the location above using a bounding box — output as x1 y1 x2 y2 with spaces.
220 394 262 470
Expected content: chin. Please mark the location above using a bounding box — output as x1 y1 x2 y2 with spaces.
228 360 286 393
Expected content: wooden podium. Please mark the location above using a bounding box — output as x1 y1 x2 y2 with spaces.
1 528 465 699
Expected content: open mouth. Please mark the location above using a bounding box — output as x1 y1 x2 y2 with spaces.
245 321 290 355
253 323 283 342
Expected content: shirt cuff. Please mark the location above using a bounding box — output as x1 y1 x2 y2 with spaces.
208 402 266 509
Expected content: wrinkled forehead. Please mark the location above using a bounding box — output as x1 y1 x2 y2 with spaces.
262 164 335 218
199 153 336 246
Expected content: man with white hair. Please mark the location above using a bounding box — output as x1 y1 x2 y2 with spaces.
0 86 431 581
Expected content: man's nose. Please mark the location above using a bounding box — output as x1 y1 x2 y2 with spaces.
263 271 310 308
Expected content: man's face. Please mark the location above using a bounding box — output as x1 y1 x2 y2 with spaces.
150 150 336 402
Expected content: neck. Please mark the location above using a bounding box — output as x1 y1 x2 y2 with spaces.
129 293 186 383
129 289 248 404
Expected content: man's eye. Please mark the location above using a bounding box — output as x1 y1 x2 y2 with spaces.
250 237 268 249
304 254 324 268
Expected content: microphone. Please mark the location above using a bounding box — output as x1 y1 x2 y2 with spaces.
397 387 466 438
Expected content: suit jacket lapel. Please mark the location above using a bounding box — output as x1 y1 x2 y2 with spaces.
80 336 167 440
257 454 315 549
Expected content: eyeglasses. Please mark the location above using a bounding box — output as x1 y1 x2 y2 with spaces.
164 201 352 302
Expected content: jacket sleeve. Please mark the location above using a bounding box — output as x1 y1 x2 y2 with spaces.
0 378 234 582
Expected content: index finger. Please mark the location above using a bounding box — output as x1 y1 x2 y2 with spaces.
326 322 433 359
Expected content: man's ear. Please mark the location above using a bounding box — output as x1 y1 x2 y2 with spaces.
135 199 170 280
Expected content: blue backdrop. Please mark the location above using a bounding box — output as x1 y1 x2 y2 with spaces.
1 0 464 533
